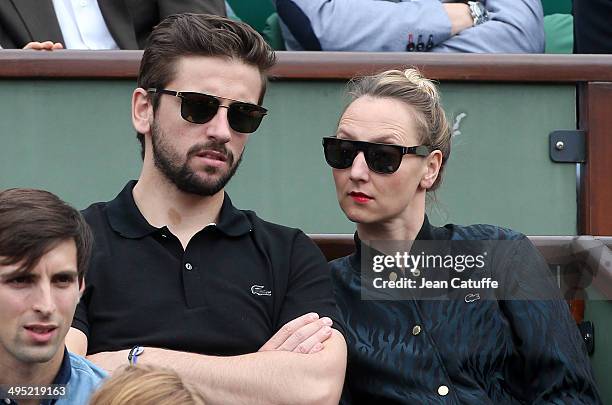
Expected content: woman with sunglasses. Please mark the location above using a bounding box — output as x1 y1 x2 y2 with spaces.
323 68 601 404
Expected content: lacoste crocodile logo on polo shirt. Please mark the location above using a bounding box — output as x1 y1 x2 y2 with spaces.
251 285 272 296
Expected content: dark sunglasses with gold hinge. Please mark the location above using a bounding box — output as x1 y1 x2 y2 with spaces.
148 88 267 133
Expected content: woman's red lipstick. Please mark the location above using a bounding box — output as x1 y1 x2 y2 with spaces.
349 192 372 203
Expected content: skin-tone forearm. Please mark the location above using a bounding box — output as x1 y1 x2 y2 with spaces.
88 331 347 405
443 3 474 35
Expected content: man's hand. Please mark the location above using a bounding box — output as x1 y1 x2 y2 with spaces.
259 313 334 354
443 3 474 35
23 41 64 51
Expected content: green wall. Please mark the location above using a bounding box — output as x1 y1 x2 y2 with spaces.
0 79 576 235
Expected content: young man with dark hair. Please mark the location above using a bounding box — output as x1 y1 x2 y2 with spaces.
0 188 106 405
66 13 347 404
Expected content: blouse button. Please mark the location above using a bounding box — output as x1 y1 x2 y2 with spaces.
438 385 449 396
412 325 422 336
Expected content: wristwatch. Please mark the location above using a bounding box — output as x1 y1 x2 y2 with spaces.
128 345 144 365
466 1 489 26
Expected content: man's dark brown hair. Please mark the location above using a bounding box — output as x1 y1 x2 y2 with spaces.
136 13 277 158
0 188 92 284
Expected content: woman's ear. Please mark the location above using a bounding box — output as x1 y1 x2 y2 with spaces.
420 150 443 189
132 88 153 135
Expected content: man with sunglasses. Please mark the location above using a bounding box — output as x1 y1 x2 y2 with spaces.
65 13 346 404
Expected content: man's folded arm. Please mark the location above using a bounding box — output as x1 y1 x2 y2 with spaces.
81 330 347 405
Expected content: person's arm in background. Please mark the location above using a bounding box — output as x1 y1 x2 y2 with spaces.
433 0 545 53
274 0 473 51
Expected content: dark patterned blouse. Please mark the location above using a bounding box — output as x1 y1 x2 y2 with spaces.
330 216 601 404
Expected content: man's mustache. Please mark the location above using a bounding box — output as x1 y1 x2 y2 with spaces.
187 142 234 164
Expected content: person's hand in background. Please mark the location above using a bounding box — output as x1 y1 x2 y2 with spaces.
443 3 474 35
23 41 64 50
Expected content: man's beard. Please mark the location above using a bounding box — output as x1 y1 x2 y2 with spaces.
151 121 242 196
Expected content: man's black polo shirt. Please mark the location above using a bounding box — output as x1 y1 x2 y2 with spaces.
73 181 344 355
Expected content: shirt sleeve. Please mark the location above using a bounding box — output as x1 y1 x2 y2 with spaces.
432 0 545 53
497 237 602 403
276 230 346 336
275 0 452 51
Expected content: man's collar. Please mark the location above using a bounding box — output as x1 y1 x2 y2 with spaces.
107 181 252 239
107 180 157 238
214 192 253 237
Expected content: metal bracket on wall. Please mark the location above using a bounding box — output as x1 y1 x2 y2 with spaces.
579 321 595 355
549 130 586 163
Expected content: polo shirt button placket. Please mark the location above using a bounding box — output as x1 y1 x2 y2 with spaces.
182 259 205 307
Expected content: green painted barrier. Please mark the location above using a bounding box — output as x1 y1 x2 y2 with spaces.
0 79 576 235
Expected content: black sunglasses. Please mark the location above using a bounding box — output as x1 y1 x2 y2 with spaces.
148 88 267 133
322 137 430 174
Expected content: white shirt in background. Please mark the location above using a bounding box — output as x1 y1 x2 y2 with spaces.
52 0 119 49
